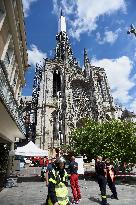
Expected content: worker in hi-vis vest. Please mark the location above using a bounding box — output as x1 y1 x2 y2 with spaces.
46 156 70 205
95 156 108 205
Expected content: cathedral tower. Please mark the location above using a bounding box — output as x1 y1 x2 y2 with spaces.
34 12 114 152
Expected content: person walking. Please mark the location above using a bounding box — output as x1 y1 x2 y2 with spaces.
46 156 70 205
105 158 118 200
69 156 81 204
95 156 108 205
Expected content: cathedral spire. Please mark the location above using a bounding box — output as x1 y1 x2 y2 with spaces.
55 9 73 61
60 9 63 17
59 9 66 32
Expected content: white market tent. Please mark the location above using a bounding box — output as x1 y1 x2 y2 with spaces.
9 141 48 157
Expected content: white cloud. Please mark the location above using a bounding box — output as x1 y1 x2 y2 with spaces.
53 0 126 40
129 99 136 113
22 0 38 17
96 29 121 44
52 0 75 16
28 44 47 66
52 0 59 15
92 56 135 104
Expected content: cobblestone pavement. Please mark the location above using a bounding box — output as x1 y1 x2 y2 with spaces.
0 167 136 205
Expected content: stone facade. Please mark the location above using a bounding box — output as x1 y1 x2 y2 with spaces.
33 13 114 150
0 0 28 182
0 0 28 144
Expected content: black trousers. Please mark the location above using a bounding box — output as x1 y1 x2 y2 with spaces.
45 194 49 205
97 175 107 205
107 177 117 197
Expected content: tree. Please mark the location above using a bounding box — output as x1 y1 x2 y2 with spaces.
69 119 136 163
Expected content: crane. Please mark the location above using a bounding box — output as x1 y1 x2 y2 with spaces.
127 24 136 37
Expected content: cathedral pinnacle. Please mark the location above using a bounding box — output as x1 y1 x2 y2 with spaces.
84 48 90 77
59 9 66 32
84 48 90 67
60 9 63 17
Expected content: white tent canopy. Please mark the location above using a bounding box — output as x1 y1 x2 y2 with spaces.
9 141 48 156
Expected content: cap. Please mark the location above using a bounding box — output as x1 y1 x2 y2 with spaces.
55 156 66 164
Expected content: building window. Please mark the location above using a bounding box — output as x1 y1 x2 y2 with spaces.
4 47 13 67
13 77 16 87
0 8 4 19
53 70 61 97
13 0 16 8
12 71 18 87
98 76 105 100
4 52 10 65
0 0 5 28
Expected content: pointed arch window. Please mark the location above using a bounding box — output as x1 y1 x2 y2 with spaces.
97 75 104 100
53 70 61 97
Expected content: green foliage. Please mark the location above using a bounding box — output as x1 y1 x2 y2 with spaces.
69 119 136 163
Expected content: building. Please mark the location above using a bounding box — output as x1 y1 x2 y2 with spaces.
32 12 115 152
121 109 136 122
0 0 28 182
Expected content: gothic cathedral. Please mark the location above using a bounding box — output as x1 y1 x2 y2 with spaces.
33 13 114 150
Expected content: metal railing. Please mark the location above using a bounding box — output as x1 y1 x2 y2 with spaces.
0 60 26 135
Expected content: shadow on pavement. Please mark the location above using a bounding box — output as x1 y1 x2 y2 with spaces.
79 172 136 185
89 196 101 204
69 196 73 202
18 176 42 183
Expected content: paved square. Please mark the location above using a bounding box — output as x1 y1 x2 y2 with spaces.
0 167 136 205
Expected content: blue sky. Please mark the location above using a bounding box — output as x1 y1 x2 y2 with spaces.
22 0 136 112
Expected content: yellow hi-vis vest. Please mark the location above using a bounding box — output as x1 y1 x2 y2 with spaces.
48 170 69 205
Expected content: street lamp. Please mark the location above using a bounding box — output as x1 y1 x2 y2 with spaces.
127 24 136 37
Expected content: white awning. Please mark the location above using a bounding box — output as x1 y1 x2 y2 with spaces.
9 141 48 156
